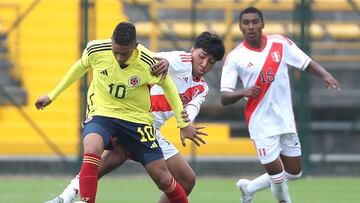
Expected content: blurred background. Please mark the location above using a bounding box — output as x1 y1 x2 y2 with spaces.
0 0 359 177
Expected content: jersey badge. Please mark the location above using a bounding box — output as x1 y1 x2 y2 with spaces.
128 76 140 87
271 51 281 63
183 77 189 83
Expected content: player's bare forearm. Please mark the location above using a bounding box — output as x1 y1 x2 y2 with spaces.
306 61 341 91
221 86 260 105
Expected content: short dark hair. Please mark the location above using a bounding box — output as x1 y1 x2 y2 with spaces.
112 22 137 45
194 31 225 61
239 7 264 23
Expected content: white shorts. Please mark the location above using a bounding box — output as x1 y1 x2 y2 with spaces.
156 129 179 160
252 133 302 164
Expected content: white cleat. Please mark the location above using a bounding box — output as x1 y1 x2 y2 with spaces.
236 179 254 203
44 197 64 203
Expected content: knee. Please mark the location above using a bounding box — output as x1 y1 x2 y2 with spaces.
157 174 174 191
83 134 104 156
285 171 302 181
179 174 196 195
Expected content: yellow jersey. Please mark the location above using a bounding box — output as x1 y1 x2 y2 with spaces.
48 39 188 127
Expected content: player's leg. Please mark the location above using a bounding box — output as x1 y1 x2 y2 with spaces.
79 132 103 203
144 158 188 203
44 145 128 203
157 133 195 203
263 158 291 203
123 123 188 203
98 138 128 178
79 116 114 203
280 133 302 181
237 134 291 203
158 154 196 203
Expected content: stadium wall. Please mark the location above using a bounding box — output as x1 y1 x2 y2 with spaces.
0 0 126 157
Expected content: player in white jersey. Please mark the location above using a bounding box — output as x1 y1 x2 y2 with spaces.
220 7 341 203
44 31 225 203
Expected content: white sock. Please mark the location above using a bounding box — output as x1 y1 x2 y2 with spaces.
285 171 302 181
58 174 80 203
246 170 301 195
270 172 291 203
247 173 271 194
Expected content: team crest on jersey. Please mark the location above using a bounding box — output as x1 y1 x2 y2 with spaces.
128 76 140 87
271 51 281 63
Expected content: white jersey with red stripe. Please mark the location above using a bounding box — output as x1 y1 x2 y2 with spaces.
151 51 209 129
220 34 311 139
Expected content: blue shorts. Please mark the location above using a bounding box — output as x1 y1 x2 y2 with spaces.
82 116 163 165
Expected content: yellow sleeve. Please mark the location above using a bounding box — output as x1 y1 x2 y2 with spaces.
48 59 90 100
158 75 189 128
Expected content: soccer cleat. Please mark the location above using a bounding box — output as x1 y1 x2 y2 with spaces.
44 197 64 203
236 179 254 203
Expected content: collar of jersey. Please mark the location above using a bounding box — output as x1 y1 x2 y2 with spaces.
243 35 267 52
120 48 139 69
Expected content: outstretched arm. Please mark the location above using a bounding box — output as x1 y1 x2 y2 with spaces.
159 76 207 146
34 59 90 110
306 61 341 91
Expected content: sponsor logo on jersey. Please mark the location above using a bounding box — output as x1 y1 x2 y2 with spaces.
150 142 159 148
128 76 140 87
100 70 108 76
183 77 188 83
246 62 254 68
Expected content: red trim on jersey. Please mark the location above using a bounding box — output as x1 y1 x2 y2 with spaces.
180 53 192 62
267 34 293 45
244 42 283 124
243 35 267 52
151 85 205 112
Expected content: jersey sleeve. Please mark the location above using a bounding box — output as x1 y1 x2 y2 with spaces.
157 75 189 128
48 57 90 101
220 52 239 92
156 51 189 76
185 80 209 122
283 37 311 71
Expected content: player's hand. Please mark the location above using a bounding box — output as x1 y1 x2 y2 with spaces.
152 57 169 80
180 124 207 147
243 85 261 98
34 94 52 110
181 110 190 123
324 74 341 92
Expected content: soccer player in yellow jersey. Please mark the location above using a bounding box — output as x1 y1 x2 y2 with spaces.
35 22 203 203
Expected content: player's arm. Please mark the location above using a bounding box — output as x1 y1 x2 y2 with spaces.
306 61 341 91
151 56 169 79
35 51 91 109
220 86 261 105
220 55 261 105
158 75 207 147
158 75 188 128
184 81 208 122
283 36 341 91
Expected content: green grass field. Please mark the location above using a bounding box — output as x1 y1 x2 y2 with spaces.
0 176 359 203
